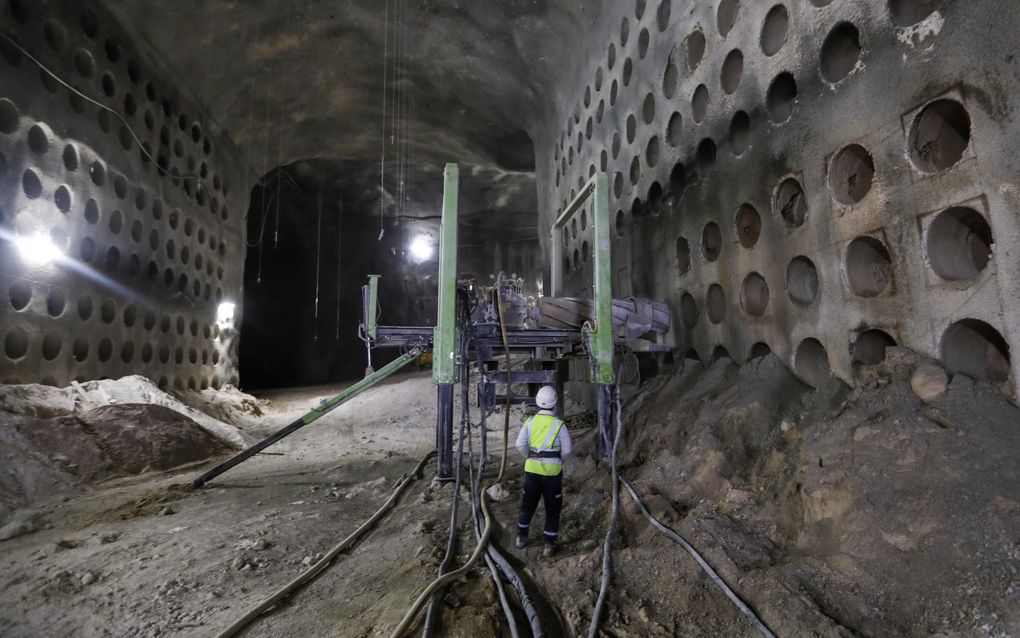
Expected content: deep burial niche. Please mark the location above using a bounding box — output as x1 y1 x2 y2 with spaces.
240 159 540 389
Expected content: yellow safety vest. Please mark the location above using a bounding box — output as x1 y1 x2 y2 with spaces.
524 414 564 476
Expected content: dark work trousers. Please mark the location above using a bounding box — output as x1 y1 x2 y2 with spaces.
517 471 563 541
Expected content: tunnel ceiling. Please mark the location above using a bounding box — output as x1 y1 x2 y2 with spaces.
102 0 602 172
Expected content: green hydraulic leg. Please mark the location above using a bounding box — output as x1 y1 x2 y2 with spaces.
433 163 459 480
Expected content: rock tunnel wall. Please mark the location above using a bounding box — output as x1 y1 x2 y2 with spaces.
538 0 1019 397
0 0 248 390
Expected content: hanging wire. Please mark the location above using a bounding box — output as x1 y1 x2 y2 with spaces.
313 180 323 342
378 0 390 240
0 32 203 183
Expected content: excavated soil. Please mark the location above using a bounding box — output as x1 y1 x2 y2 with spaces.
1 355 1018 637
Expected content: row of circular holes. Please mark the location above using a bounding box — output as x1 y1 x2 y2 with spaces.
2 108 231 260
0 88 229 224
558 0 946 169
3 0 228 192
694 314 1010 388
559 1 949 221
676 204 991 327
1 118 231 286
7 283 223 339
0 49 230 227
597 92 972 263
2 326 223 370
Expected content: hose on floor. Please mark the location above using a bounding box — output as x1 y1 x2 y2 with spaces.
619 476 777 638
391 282 515 637
420 366 470 635
587 386 624 638
212 449 435 638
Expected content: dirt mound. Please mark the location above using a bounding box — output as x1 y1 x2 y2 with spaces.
0 404 236 530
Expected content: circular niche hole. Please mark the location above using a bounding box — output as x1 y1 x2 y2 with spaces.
615 210 626 236
740 272 770 317
63 144 79 171
667 112 683 146
663 62 679 99
28 123 50 154
721 49 744 94
80 237 96 262
657 0 671 31
941 319 1011 384
77 295 93 320
108 209 123 234
702 222 722 262
97 338 113 362
101 72 116 98
46 289 65 317
4 328 29 361
696 138 716 170
626 113 637 144
761 4 789 56
706 284 726 324
42 333 62 361
638 28 650 59
676 236 691 274
100 300 116 324
73 338 89 362
54 185 72 213
9 281 31 310
670 162 686 193
750 342 772 359
828 144 874 205
926 206 992 282
852 329 897 365
889 0 947 27
712 346 732 362
774 176 807 227
684 29 706 72
84 199 100 224
629 156 641 185
820 22 862 84
735 203 761 248
787 256 819 305
121 341 135 363
90 160 106 186
22 169 43 199
43 20 67 52
621 16 630 46
717 0 740 37
642 93 656 124
846 236 893 298
794 338 831 386
0 99 19 133
691 84 709 123
623 58 634 86
729 110 750 155
646 136 660 167
766 72 797 123
908 99 970 173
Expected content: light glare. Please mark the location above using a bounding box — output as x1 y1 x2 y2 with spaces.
409 235 433 262
217 302 236 323
17 232 63 266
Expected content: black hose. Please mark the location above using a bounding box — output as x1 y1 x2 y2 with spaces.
587 386 624 637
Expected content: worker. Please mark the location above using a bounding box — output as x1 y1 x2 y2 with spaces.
515 385 572 557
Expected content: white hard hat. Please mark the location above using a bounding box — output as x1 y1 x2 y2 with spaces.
536 385 557 410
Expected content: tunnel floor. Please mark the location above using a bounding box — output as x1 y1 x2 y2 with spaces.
2 357 1019 637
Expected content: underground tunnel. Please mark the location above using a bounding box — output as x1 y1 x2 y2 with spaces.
1 0 1019 636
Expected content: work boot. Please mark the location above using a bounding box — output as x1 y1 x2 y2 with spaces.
515 534 528 549
542 540 557 557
